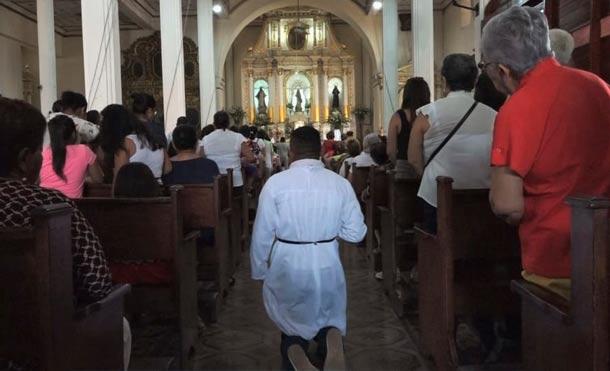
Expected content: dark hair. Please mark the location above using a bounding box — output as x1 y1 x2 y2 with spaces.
100 104 134 180
401 77 431 120
52 100 63 113
113 163 161 198
201 124 216 139
87 110 101 125
280 137 286 143
131 93 156 115
186 108 201 131
48 115 76 181
290 126 321 158
213 111 230 130
229 126 239 133
346 138 361 157
0 98 46 177
346 130 354 137
441 54 479 92
257 129 270 141
60 91 87 112
239 125 251 139
172 125 198 151
326 131 335 140
370 142 389 166
474 72 507 112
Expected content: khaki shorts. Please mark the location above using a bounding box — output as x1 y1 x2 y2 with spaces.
522 271 571 300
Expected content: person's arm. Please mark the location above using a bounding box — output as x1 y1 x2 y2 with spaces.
86 161 104 183
407 114 431 176
113 138 135 177
241 141 255 163
489 166 524 225
162 149 172 175
339 181 367 243
387 113 400 164
250 183 277 280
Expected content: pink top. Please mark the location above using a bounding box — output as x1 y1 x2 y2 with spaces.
40 144 97 198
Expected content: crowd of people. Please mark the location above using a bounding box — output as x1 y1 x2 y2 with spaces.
1 4 610 371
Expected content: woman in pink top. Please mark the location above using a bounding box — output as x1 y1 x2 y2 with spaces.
40 115 103 198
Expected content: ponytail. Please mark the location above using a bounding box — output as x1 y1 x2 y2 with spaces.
48 115 76 181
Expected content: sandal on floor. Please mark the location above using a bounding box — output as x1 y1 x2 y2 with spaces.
288 344 318 371
324 328 346 371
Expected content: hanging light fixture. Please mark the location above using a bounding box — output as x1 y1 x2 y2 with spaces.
293 0 309 37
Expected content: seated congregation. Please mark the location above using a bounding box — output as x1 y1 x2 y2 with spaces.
1 4 610 371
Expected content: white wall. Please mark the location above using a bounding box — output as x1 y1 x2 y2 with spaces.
0 38 24 99
442 2 476 57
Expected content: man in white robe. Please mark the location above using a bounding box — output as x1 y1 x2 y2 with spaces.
251 126 367 370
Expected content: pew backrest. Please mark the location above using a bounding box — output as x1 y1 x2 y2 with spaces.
388 172 421 229
435 176 519 261
178 174 231 230
351 166 370 199
75 187 183 262
83 183 112 198
0 204 73 370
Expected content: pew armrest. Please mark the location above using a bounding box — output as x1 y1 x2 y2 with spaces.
74 284 131 320
511 279 572 325
413 224 435 239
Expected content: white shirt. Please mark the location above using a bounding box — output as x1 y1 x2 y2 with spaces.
351 151 375 171
45 113 99 145
339 157 356 177
202 129 247 187
250 159 367 339
417 91 496 207
126 134 165 179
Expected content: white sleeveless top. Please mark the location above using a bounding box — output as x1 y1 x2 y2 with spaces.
126 134 165 179
416 91 497 207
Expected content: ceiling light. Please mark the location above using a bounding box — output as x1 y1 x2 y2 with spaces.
212 4 223 14
372 1 383 11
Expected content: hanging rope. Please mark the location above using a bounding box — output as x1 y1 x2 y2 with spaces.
85 0 115 105
88 0 119 106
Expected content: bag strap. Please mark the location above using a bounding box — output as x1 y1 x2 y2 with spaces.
424 102 478 168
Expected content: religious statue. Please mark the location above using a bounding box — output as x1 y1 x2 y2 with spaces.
295 89 303 112
256 87 267 115
331 85 341 111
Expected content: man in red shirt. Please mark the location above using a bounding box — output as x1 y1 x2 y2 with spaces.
482 6 610 299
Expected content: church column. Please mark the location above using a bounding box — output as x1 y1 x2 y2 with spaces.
321 67 329 121
412 0 435 100
271 61 279 123
36 0 57 114
382 0 399 133
247 69 255 123
342 68 350 118
81 0 122 111
198 0 216 126
160 0 187 135
474 0 489 62
277 69 285 123
264 66 273 122
312 67 320 123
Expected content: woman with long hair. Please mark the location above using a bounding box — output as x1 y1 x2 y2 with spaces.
98 104 171 183
387 77 431 177
39 114 103 198
131 93 167 148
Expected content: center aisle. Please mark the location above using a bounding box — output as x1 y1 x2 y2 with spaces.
193 246 429 370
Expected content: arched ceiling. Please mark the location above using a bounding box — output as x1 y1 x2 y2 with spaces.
0 0 454 36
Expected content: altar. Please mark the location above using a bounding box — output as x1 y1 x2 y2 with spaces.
241 8 356 137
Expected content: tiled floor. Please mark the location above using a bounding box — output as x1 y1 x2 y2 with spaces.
191 246 429 370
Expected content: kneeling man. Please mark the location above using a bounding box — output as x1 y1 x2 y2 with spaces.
250 126 367 370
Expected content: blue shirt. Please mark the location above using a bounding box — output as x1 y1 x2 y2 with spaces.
162 158 220 185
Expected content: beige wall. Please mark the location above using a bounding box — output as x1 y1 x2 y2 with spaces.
442 2 476 57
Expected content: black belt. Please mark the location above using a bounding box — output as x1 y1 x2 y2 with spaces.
276 237 336 245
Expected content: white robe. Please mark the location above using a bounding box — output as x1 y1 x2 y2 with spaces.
250 159 366 339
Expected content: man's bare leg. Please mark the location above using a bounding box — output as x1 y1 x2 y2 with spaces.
288 345 318 371
324 328 346 370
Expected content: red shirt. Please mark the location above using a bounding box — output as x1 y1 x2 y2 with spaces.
491 58 610 278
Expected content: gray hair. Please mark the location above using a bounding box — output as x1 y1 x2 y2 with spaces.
482 6 552 77
363 133 381 152
549 29 575 65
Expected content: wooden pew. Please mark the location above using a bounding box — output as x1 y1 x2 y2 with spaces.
177 175 232 303
350 166 370 204
83 182 112 197
378 172 421 317
414 177 521 370
75 187 199 368
363 167 389 272
0 204 129 370
511 195 610 371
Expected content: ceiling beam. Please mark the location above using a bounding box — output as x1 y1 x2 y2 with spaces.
119 0 158 30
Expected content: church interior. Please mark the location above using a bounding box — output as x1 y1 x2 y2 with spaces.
1 0 609 370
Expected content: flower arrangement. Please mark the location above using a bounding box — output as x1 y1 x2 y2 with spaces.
327 111 350 130
254 113 272 127
228 106 246 126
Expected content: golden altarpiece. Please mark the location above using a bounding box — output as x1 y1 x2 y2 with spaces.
242 8 356 136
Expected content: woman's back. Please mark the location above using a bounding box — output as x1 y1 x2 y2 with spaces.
203 129 245 186
162 157 220 185
40 144 96 198
126 134 165 179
